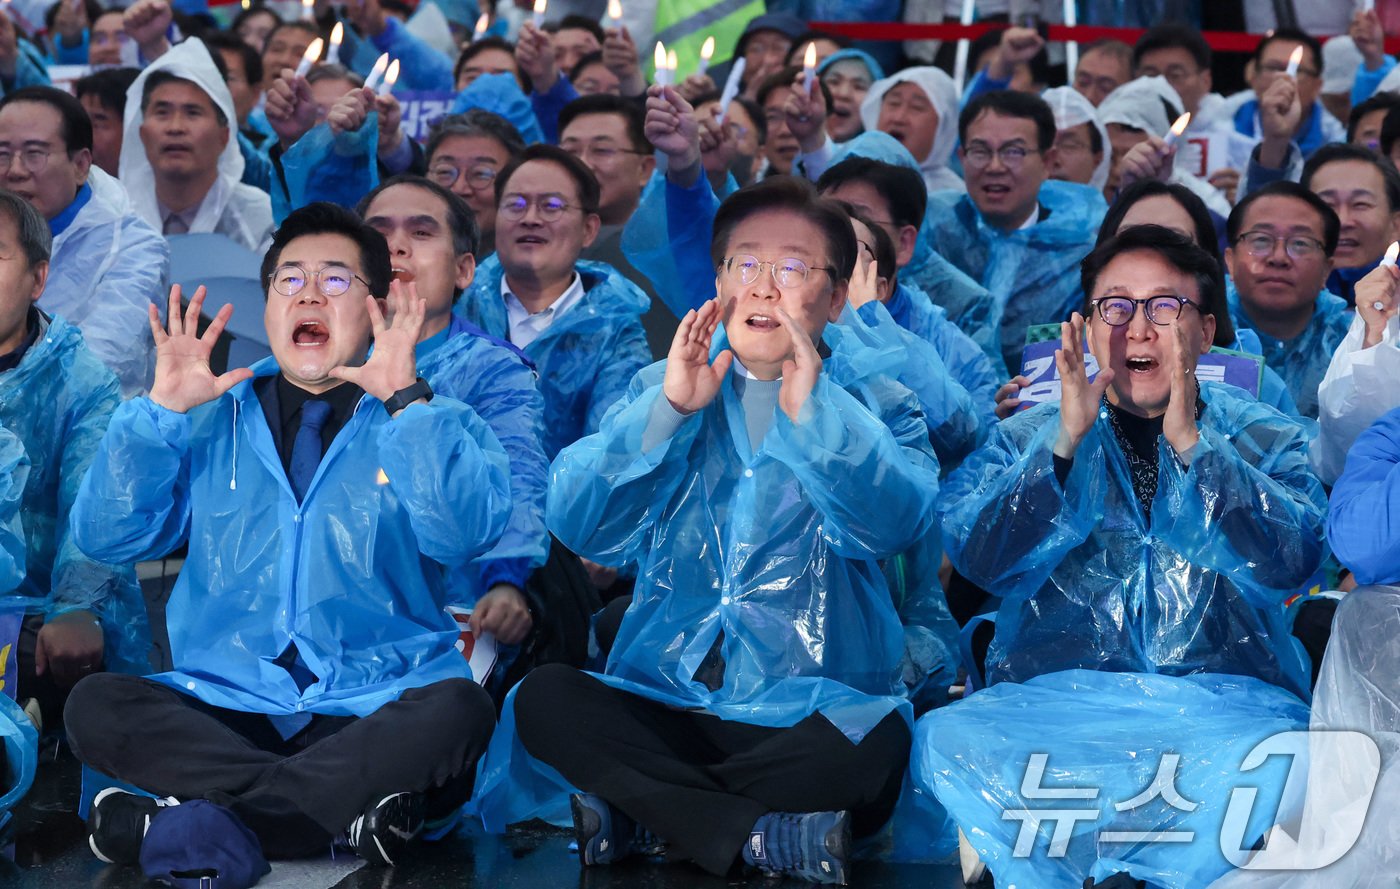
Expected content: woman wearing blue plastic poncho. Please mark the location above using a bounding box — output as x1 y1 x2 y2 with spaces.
916 225 1327 889
473 177 940 885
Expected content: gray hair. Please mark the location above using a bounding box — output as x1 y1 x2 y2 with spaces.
0 189 52 267
426 109 526 163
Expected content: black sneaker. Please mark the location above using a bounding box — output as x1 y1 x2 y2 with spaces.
87 788 178 865
341 792 424 866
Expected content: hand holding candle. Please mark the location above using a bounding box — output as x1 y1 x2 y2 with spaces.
294 37 323 78
364 52 389 90
801 42 816 96
654 41 669 86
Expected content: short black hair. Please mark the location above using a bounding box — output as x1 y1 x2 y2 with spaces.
454 36 531 92
569 51 608 83
141 70 230 128
959 89 1056 152
44 0 102 31
553 14 604 44
495 143 601 215
1226 181 1340 257
1253 28 1323 76
816 156 927 231
358 174 481 259
711 175 858 281
1132 23 1211 72
732 95 766 145
74 67 141 118
557 93 648 153
0 188 52 268
1349 92 1400 144
0 86 94 154
230 4 282 43
426 109 526 162
261 202 392 298
1383 106 1400 157
1081 225 1225 331
203 31 265 87
836 201 896 282
754 65 834 112
1098 180 1234 346
1302 143 1400 215
784 30 850 66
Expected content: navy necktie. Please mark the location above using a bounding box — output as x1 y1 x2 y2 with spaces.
288 399 331 502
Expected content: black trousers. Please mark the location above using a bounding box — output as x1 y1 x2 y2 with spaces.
63 673 494 859
514 663 911 876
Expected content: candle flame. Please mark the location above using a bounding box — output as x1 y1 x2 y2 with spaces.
1169 112 1190 137
667 48 677 71
1288 46 1304 68
654 41 667 71
700 35 715 61
1387 241 1399 265
302 37 324 65
240 0 249 9
329 21 343 46
474 12 488 33
803 42 817 69
384 59 400 88
369 53 389 77
533 0 545 13
607 0 621 19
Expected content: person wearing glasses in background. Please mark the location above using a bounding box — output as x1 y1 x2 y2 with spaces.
919 224 1325 889
1224 182 1348 419
425 110 527 260
455 144 650 460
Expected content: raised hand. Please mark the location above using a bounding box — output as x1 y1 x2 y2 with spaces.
994 374 1032 420
847 247 880 309
1162 321 1200 456
327 85 373 136
1116 135 1174 192
645 84 702 180
698 105 738 182
676 72 717 103
1053 312 1114 459
472 583 533 644
123 0 172 59
1257 75 1301 168
1355 260 1400 349
329 280 424 405
1351 9 1386 70
663 298 733 414
776 307 822 422
989 26 1044 80
783 69 829 155
149 284 254 413
265 68 320 148
375 92 405 157
515 22 559 93
602 26 645 96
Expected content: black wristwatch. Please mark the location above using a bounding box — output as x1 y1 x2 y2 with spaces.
383 377 433 416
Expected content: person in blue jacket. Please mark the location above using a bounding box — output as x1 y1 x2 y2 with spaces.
1224 181 1351 419
358 174 549 650
928 90 1108 376
505 176 940 885
0 190 147 733
917 226 1326 889
0 421 38 835
455 144 650 460
63 203 512 869
1329 404 1400 587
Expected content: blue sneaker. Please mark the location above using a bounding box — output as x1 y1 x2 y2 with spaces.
569 793 665 866
742 810 850 885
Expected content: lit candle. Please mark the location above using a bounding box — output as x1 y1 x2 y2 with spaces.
364 52 389 91
327 21 343 65
1161 112 1191 149
605 0 622 27
240 0 249 10
1285 45 1304 78
653 41 669 86
531 0 545 29
802 41 816 95
696 35 714 77
379 59 400 97
666 48 677 81
473 13 488 40
293 37 323 78
300 0 313 21
718 57 745 116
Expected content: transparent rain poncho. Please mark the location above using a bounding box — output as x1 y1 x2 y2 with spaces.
2 315 148 675
1226 279 1353 420
71 360 512 718
455 255 652 460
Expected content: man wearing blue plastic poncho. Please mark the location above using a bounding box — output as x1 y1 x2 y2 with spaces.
915 226 1327 889
63 203 511 870
495 176 940 885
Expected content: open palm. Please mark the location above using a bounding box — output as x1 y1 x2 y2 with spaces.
148 285 253 413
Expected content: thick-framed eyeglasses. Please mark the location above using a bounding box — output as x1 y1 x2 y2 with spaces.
720 255 835 288
1091 295 1201 327
271 263 370 298
499 194 582 222
0 148 58 174
1235 230 1325 262
962 144 1040 169
428 163 497 191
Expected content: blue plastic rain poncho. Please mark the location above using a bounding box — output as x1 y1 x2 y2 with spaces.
119 39 274 253
1234 328 1302 419
270 116 381 225
473 321 941 831
448 73 545 146
827 132 1003 366
926 179 1107 375
417 316 549 600
456 256 651 459
0 40 52 97
878 281 999 424
2 314 148 674
46 167 169 398
1226 280 1353 420
70 358 512 718
0 424 25 588
942 381 1325 697
1328 405 1400 586
915 670 1309 889
858 68 963 194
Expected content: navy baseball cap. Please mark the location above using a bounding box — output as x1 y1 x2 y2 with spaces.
140 800 272 889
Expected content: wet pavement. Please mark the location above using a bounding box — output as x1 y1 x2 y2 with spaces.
1 748 971 889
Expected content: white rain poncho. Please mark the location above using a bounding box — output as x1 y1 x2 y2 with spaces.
46 167 168 398
859 67 964 194
1042 86 1110 192
118 39 273 253
1311 312 1400 485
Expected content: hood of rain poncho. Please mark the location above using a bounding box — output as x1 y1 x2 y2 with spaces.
1042 86 1110 192
859 67 964 194
119 39 247 236
817 48 886 82
450 72 545 145
1097 75 1184 138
